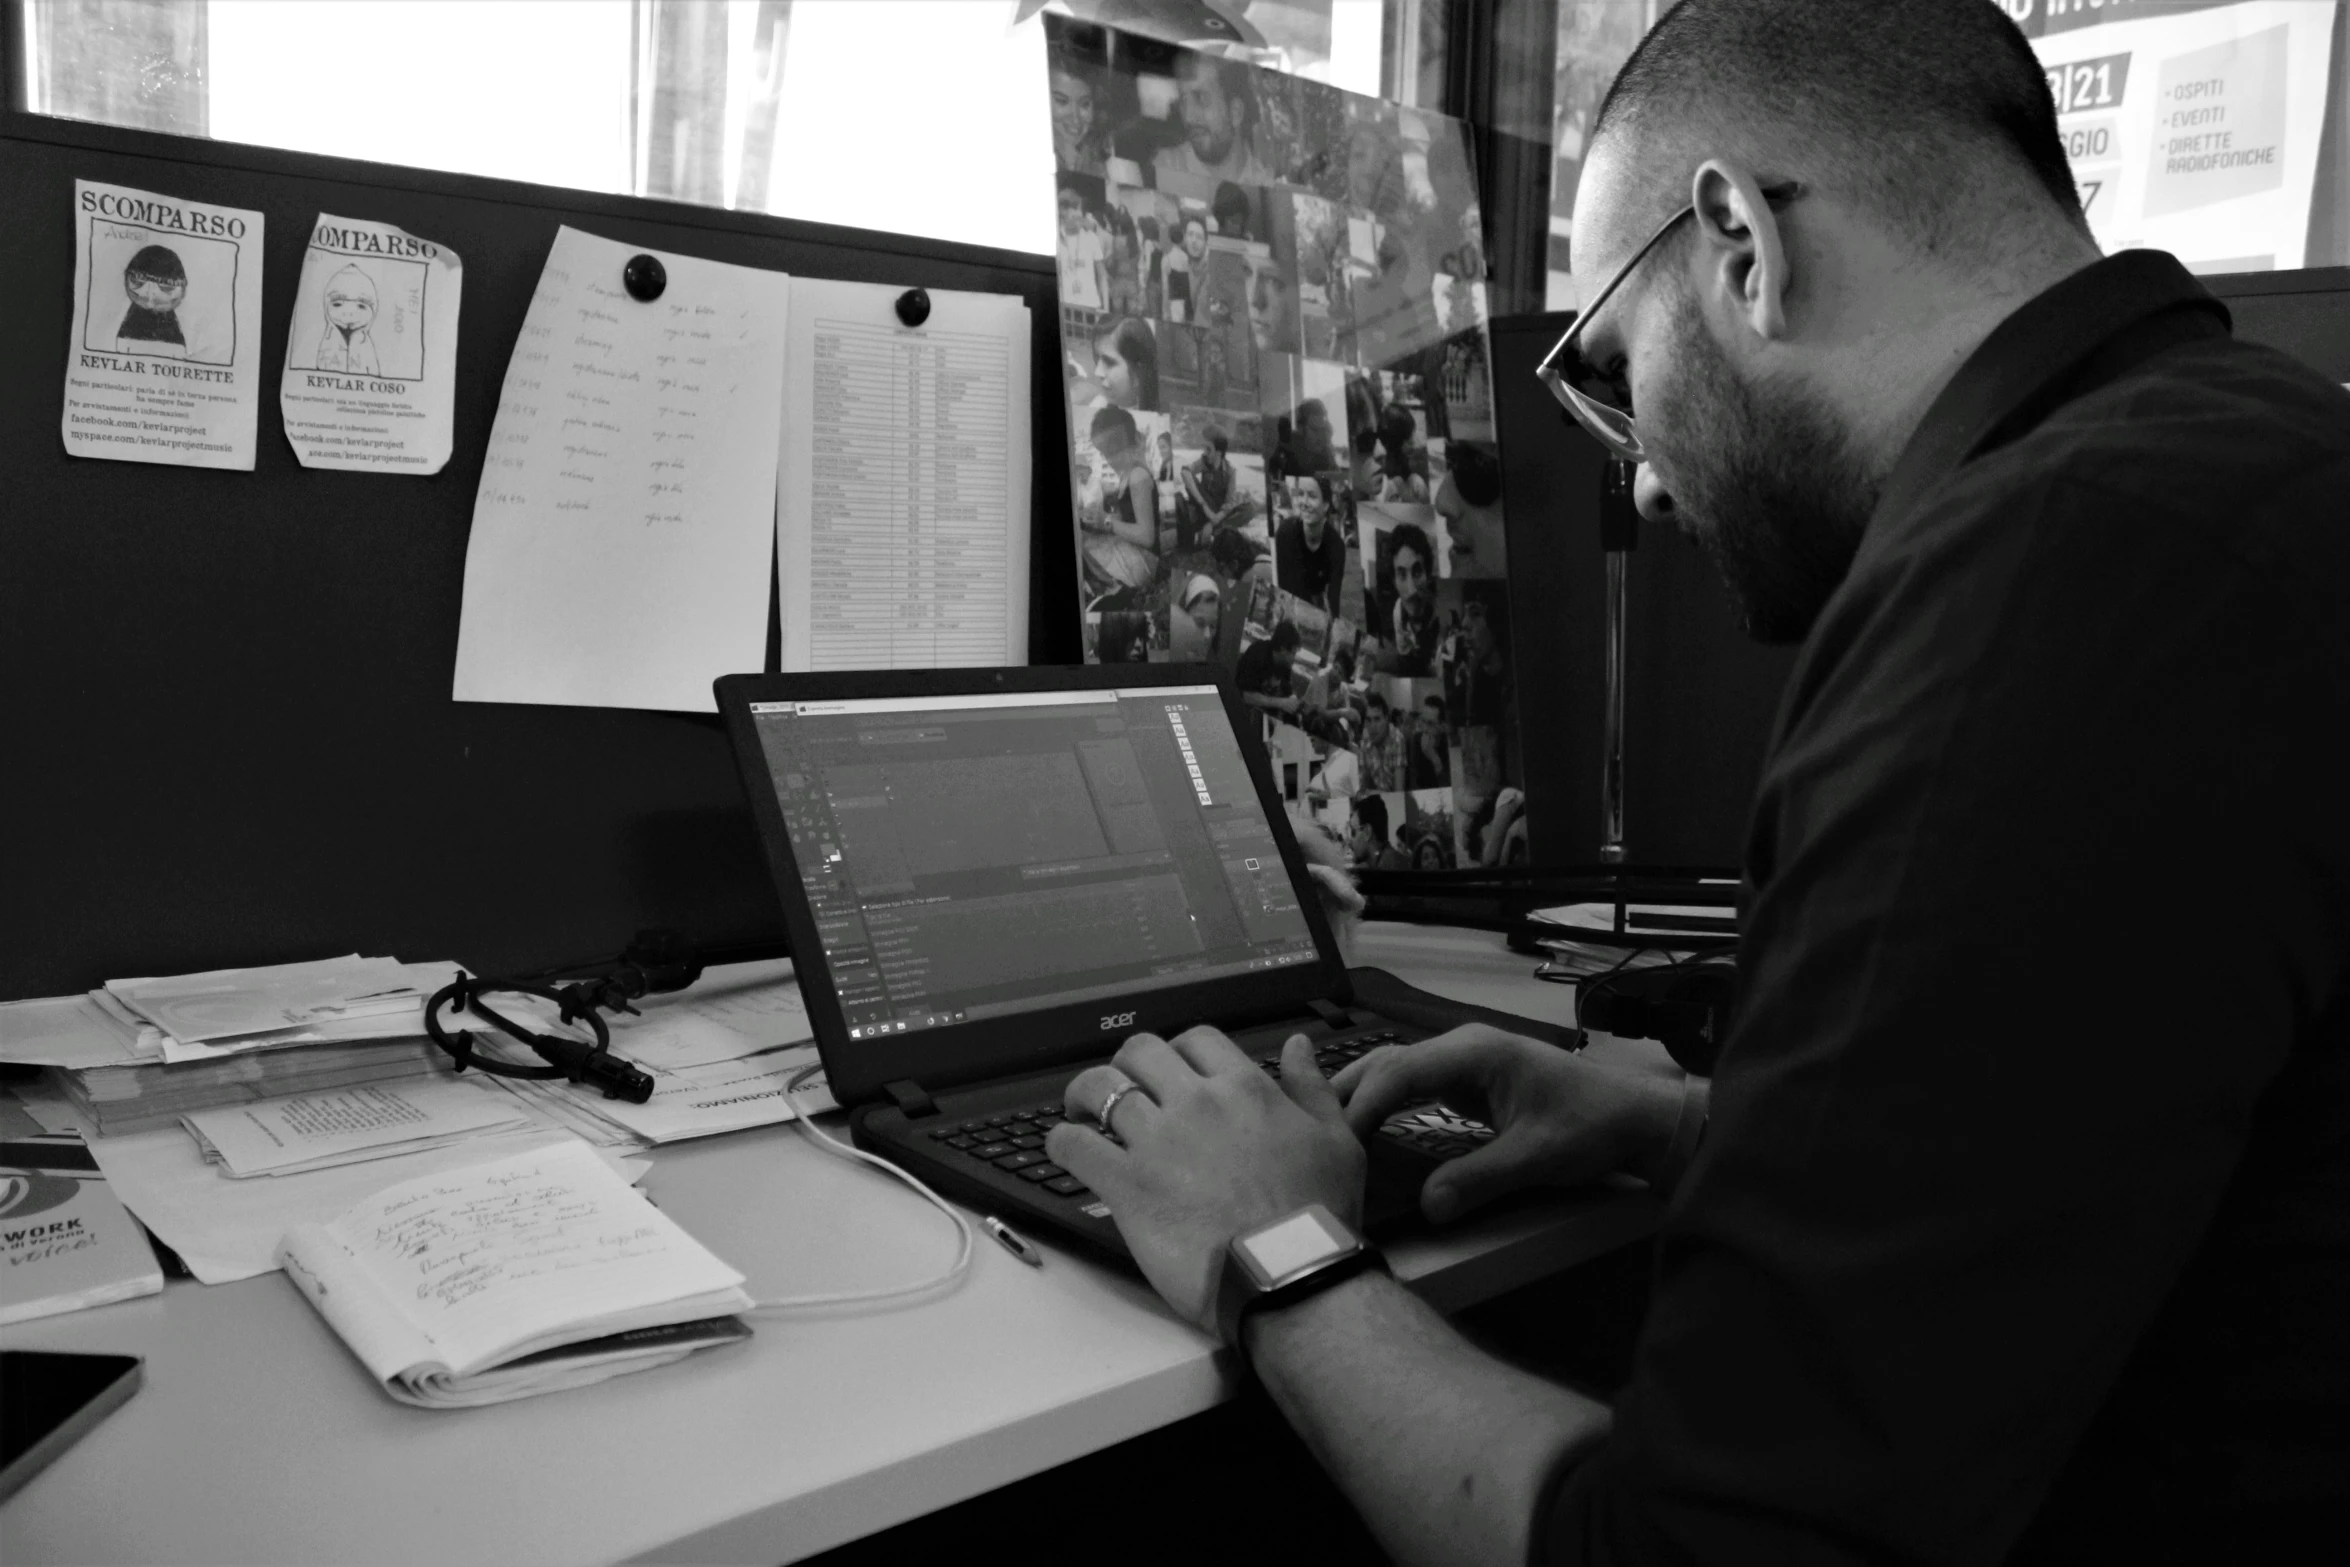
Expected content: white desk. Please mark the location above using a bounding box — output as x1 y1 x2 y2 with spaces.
1 924 1662 1566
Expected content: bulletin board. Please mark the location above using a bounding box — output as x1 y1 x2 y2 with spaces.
0 110 1075 999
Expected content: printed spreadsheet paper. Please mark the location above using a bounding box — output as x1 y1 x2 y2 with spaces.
453 226 791 712
776 278 1032 671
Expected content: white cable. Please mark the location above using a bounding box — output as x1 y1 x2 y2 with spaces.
744 1064 976 1313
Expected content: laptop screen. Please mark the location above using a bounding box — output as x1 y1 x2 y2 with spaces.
747 685 1318 1042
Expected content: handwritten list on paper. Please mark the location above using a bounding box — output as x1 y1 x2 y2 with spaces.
347 1143 737 1327
453 226 790 712
778 279 1031 671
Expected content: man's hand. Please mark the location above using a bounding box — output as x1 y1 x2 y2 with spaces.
1332 1026 1684 1222
1046 1028 1367 1333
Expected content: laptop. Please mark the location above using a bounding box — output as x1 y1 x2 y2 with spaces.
715 663 1492 1260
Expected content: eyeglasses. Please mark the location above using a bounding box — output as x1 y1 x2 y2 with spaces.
1537 182 1801 463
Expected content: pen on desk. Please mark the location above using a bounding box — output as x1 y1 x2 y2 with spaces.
984 1216 1042 1268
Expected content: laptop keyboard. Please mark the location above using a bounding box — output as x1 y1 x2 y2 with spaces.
919 1028 1495 1201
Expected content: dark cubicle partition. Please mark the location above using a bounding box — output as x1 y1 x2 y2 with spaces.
1489 265 2350 872
1490 314 1799 871
0 111 1076 1000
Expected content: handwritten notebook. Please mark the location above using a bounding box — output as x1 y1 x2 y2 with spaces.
277 1139 752 1408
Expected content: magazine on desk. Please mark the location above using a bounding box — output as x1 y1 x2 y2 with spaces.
277 1139 752 1408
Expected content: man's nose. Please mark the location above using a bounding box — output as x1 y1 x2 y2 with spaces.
1632 463 1676 524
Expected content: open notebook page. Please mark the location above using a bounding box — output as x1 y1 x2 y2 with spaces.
280 1139 746 1379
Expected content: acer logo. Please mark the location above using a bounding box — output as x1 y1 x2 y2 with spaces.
1100 1011 1138 1031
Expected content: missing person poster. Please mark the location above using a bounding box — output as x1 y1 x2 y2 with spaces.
2018 0 2340 271
1045 15 1526 875
279 213 463 474
64 179 265 470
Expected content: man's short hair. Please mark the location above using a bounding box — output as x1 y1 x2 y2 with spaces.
1594 0 2082 255
1366 691 1390 717
1353 793 1390 844
1268 620 1302 653
1203 424 1230 453
1090 403 1138 447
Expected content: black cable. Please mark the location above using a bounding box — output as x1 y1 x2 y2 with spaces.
424 972 656 1103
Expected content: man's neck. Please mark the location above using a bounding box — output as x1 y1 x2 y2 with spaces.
1832 239 2101 483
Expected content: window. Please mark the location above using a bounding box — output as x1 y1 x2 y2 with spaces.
29 3 2332 292
19 0 1387 257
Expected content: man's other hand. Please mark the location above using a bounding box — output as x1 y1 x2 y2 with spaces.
1047 1027 1368 1334
1332 1026 1683 1222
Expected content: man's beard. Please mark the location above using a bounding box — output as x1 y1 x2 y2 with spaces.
1660 303 1878 644
1190 121 1233 163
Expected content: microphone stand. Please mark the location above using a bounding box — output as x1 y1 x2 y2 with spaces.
1599 458 1640 930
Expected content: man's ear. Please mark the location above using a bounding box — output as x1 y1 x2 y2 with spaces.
1689 160 1789 341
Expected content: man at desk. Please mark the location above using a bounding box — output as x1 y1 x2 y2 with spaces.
1045 2 2350 1561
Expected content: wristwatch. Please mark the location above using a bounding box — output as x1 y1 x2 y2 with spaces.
1213 1203 1388 1350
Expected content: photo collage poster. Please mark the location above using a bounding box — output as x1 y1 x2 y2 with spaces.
1046 14 1527 876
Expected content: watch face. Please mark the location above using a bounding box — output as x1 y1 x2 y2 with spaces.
1237 1206 1354 1289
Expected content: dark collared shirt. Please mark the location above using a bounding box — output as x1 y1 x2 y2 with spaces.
1539 252 2350 1563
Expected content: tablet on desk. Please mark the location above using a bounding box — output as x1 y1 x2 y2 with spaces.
1 1350 142 1501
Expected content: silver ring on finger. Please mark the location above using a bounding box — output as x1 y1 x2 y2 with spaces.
1095 1079 1146 1137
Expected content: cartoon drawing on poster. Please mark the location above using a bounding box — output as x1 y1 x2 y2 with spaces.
316 266 381 374
279 213 463 474
1043 13 1527 871
2022 0 2338 272
113 244 193 357
64 180 264 470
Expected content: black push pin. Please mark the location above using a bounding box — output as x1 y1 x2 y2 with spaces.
622 253 667 302
894 287 931 328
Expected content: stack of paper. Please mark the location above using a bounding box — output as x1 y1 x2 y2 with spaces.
9 1070 641 1286
55 1041 453 1137
478 959 836 1146
2 959 462 1136
104 955 455 1062
182 1077 535 1178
